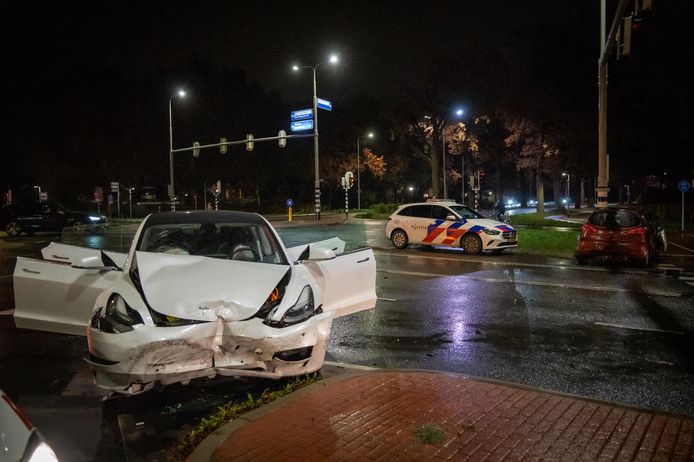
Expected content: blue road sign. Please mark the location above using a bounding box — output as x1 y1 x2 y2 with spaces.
290 109 313 121
286 198 294 207
678 180 691 193
291 120 314 131
317 98 332 111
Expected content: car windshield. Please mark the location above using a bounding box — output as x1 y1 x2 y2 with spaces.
589 210 642 228
448 205 483 219
138 221 287 264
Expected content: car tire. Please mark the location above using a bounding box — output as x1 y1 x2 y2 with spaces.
5 221 22 237
461 234 482 255
576 256 588 265
391 229 409 249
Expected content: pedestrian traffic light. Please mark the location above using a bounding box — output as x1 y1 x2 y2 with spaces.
193 141 200 157
246 134 254 151
278 130 287 148
220 137 227 154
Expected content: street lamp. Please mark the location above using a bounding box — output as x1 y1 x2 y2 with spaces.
292 54 339 220
441 108 464 200
356 131 374 210
168 89 186 211
562 172 571 207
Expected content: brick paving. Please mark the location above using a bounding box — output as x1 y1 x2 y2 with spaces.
207 372 694 462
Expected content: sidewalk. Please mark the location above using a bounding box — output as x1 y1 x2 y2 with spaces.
191 370 694 461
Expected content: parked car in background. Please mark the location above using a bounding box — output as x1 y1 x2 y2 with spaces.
0 389 59 462
0 202 108 237
575 207 666 266
386 200 517 254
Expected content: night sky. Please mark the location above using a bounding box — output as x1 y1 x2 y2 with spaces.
2 1 692 206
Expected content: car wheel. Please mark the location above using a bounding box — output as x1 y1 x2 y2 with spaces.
576 256 588 265
5 221 22 237
461 234 482 255
391 229 409 249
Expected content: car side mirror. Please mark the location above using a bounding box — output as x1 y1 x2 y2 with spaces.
308 247 336 261
71 254 120 272
445 214 457 221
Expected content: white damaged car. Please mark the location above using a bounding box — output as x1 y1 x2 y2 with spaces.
13 211 376 395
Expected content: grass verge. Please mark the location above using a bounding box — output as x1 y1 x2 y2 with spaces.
516 228 580 258
508 212 582 228
167 374 321 461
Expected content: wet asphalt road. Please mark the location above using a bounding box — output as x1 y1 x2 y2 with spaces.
0 219 693 461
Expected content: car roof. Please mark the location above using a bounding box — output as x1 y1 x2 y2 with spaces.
396 202 461 208
144 210 267 226
590 207 647 216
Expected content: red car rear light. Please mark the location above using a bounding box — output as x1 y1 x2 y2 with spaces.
581 223 598 237
626 226 647 235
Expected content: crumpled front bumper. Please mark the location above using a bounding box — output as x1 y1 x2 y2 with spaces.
86 313 334 394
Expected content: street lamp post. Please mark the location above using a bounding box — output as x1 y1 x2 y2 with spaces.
293 55 338 220
356 131 374 210
168 89 186 211
562 172 571 208
440 108 464 200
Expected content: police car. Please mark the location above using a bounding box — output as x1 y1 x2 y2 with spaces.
385 200 517 254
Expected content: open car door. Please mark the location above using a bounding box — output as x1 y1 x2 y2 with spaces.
305 247 376 318
14 243 125 336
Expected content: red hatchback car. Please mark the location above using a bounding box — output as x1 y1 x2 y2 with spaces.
576 208 667 266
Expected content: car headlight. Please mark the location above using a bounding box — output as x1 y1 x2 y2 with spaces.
99 293 144 333
482 228 501 235
88 215 102 222
26 440 59 462
266 285 318 327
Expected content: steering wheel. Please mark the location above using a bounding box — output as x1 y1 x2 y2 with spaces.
230 244 260 262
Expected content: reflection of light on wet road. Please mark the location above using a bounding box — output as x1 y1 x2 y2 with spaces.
377 268 682 297
83 235 106 249
430 276 474 348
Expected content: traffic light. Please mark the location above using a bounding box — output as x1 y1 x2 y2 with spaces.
617 0 654 58
220 137 227 154
246 134 254 151
617 15 633 57
193 141 200 157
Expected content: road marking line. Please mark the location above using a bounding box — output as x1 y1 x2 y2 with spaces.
687 282 694 286
663 254 694 258
669 242 694 254
377 297 397 302
377 268 682 297
0 309 15 316
0 274 12 279
594 322 684 335
680 276 694 281
657 264 677 268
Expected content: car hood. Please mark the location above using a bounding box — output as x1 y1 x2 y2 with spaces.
135 251 290 321
466 218 514 230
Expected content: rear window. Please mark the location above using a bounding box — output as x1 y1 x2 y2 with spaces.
588 210 642 228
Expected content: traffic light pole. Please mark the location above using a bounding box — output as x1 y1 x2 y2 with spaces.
597 0 629 209
170 133 312 155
